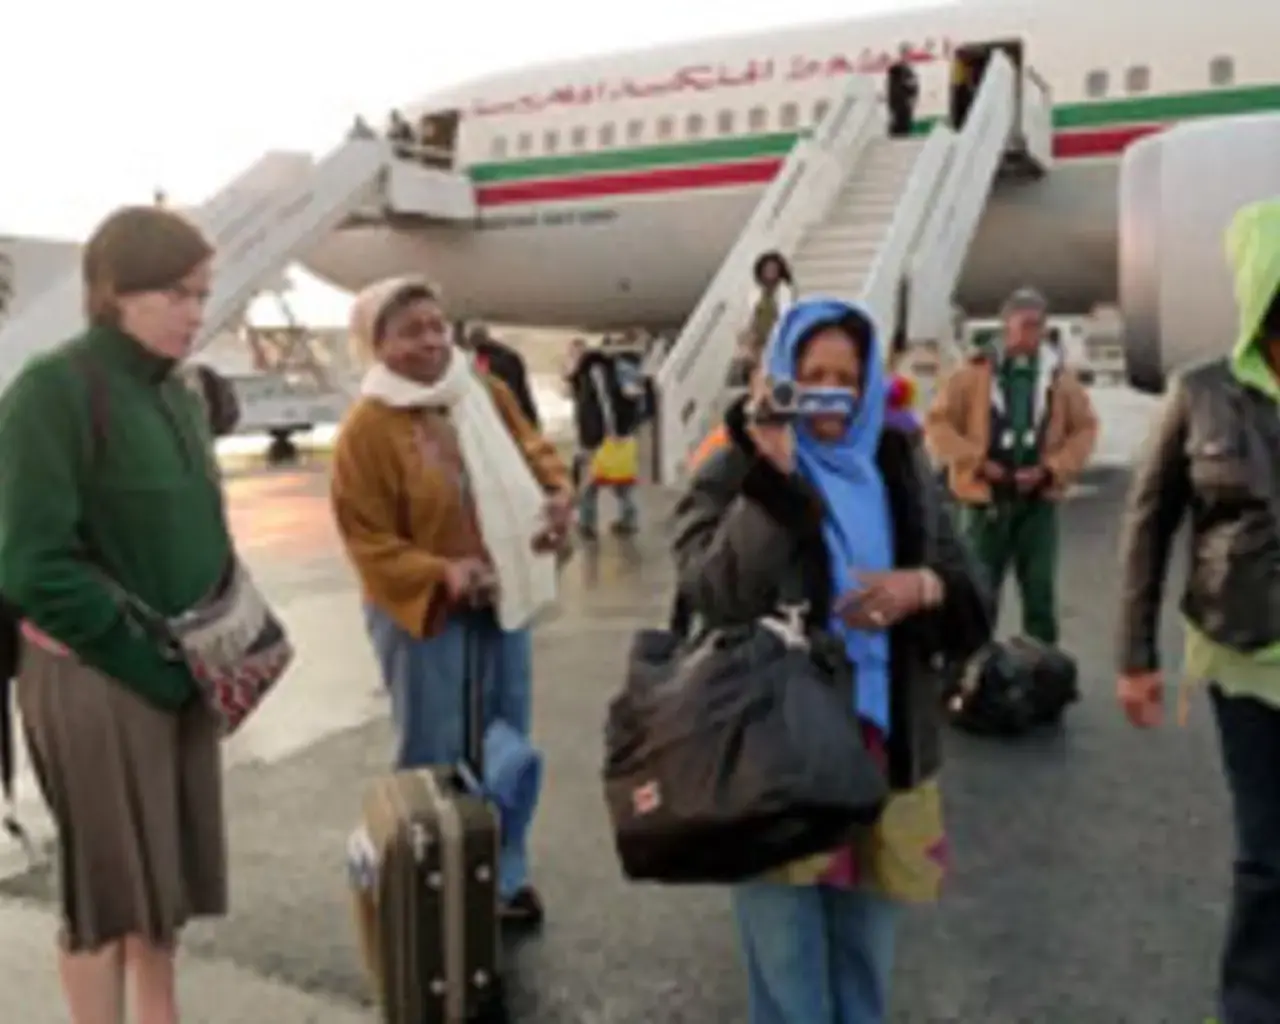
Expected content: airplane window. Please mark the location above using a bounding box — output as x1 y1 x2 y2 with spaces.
716 110 735 135
779 102 800 130
517 132 533 154
685 113 705 138
657 116 674 140
543 130 559 153
570 126 588 150
1209 56 1235 86
599 123 616 147
626 119 644 143
1084 70 1108 98
1125 66 1150 94
748 106 768 132
813 99 831 124
490 136 507 158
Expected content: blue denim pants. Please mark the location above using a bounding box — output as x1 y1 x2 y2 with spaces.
1210 686 1280 1024
578 481 638 533
364 604 534 900
732 883 901 1024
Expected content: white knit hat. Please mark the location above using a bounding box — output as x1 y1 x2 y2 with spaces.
348 276 441 367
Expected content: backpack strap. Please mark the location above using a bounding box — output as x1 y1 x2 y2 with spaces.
75 353 111 468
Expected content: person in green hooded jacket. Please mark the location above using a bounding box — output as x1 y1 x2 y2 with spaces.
1117 197 1280 1024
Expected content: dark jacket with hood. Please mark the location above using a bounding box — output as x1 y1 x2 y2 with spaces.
672 301 992 789
1119 199 1280 672
471 335 540 429
567 350 640 451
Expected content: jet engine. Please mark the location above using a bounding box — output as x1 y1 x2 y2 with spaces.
1119 115 1280 393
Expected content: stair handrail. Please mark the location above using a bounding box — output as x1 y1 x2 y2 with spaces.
1019 66 1055 171
190 137 392 355
907 51 1018 340
859 124 956 335
0 151 327 394
653 75 882 485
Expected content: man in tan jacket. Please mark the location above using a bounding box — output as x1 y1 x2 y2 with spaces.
924 288 1097 644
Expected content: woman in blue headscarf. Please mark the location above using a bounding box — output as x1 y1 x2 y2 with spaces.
672 298 991 1021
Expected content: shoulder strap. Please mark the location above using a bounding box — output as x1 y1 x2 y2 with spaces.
74 353 111 469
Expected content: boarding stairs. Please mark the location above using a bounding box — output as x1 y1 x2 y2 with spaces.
0 126 477 432
789 135 935 308
651 48 1053 485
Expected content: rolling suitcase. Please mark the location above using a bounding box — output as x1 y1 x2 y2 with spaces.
357 623 504 1023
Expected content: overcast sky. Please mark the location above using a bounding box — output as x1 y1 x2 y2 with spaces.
2 0 930 321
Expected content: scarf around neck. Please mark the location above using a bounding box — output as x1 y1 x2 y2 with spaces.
360 353 557 630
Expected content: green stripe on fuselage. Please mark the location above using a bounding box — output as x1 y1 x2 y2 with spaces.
468 82 1280 184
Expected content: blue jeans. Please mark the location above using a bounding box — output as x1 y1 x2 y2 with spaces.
364 604 534 900
1210 686 1280 1024
578 481 638 532
732 883 901 1023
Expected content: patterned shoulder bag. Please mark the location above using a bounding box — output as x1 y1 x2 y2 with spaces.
82 358 294 735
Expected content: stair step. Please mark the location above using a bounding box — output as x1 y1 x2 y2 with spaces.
824 209 897 226
800 229 888 249
826 203 899 219
804 226 890 245
794 263 878 277
792 266 877 284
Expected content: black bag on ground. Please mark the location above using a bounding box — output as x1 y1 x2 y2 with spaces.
604 610 888 884
946 636 1079 736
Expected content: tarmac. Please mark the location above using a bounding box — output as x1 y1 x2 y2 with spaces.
0 386 1237 1023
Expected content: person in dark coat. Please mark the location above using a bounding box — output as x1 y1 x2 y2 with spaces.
461 325 541 428
566 346 641 538
886 44 920 137
672 297 990 1020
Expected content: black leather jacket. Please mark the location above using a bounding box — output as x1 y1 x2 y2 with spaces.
672 400 993 788
1118 359 1280 671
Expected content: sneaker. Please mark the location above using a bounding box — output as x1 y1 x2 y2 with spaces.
500 885 545 928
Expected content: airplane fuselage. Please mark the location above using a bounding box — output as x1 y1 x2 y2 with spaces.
302 0 1279 328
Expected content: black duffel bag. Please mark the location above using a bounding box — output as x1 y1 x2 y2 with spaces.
946 636 1079 736
603 609 888 884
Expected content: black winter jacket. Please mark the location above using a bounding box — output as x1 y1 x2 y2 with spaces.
672 399 992 789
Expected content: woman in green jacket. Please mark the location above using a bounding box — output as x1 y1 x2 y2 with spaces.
0 205 230 1024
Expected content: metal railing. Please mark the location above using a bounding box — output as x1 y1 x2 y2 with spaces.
907 51 1017 340
652 75 884 485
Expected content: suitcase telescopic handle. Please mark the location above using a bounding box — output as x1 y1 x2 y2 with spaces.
462 618 485 785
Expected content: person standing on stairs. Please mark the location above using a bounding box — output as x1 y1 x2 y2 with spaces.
923 287 1098 645
886 44 920 138
733 251 797 387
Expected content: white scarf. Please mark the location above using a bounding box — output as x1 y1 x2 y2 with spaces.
360 353 557 631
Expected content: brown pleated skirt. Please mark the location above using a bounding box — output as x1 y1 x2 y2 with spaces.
16 640 228 952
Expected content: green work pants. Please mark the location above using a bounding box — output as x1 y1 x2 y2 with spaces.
959 499 1059 645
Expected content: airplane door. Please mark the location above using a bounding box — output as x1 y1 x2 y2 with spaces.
416 110 461 170
951 39 1024 130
